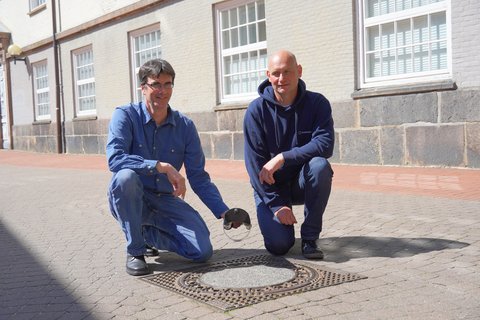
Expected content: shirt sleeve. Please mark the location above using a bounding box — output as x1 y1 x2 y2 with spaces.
243 105 292 214
106 107 158 175
183 120 229 218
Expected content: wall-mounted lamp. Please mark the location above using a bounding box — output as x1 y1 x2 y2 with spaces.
7 44 27 64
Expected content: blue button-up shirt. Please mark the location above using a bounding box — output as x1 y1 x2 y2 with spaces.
106 102 228 218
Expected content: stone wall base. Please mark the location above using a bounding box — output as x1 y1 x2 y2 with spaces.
11 89 480 169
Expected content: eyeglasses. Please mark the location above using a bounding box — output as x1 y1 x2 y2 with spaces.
144 81 174 90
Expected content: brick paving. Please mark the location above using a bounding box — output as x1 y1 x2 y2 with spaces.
0 150 479 319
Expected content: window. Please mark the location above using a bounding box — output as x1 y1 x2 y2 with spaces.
29 0 46 11
33 61 50 121
359 0 450 88
130 25 162 102
216 0 267 103
73 46 96 116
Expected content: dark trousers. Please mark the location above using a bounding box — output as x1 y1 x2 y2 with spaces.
254 157 333 255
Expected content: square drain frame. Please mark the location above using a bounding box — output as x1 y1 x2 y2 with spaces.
140 255 366 311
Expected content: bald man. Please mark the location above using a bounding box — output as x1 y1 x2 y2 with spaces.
243 50 334 259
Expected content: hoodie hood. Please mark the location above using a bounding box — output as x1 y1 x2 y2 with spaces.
256 78 307 152
257 78 307 108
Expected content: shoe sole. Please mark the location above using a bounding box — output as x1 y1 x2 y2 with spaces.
302 253 324 260
126 267 150 276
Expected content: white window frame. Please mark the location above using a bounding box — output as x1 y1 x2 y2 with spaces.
215 0 267 104
72 45 96 116
129 24 162 103
357 0 451 88
29 0 46 11
33 61 50 121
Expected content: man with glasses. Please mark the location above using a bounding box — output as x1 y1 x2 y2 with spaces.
107 59 235 276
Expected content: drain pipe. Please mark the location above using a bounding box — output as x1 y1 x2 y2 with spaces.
52 0 63 153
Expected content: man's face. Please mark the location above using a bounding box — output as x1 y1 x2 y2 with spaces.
266 54 302 98
141 73 174 111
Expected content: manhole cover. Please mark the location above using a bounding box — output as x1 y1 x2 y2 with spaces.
140 255 366 311
200 265 296 288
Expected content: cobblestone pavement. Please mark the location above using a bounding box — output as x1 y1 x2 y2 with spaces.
0 150 479 319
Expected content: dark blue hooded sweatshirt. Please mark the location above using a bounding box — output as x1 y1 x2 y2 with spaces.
243 78 334 214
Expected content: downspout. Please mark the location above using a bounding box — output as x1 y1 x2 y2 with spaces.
0 34 14 150
52 0 63 153
3 37 14 150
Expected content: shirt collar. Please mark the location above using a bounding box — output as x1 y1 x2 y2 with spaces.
141 102 176 127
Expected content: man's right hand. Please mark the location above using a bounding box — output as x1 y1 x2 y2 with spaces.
156 162 186 199
274 206 297 225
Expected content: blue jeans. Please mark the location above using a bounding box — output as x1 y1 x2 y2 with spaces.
108 169 212 262
254 157 333 256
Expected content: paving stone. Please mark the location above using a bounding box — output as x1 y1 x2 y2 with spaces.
1 153 479 320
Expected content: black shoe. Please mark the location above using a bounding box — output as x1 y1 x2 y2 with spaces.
126 254 149 276
302 239 324 259
145 244 159 257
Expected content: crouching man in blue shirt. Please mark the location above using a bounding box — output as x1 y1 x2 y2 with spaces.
244 50 334 259
107 59 233 276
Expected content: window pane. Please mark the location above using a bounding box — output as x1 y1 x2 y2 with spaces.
221 10 229 29
258 21 266 42
247 2 256 22
240 53 248 72
367 52 381 77
431 40 447 70
430 12 446 41
413 44 429 72
230 8 238 27
382 49 396 76
222 30 230 49
396 19 411 46
248 24 257 44
239 6 247 24
231 29 239 47
240 26 248 46
257 0 265 20
367 26 380 51
413 15 428 43
381 23 394 49
397 46 413 73
259 49 267 69
224 56 231 74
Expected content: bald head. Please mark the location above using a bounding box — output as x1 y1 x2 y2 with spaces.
266 50 302 106
268 50 298 69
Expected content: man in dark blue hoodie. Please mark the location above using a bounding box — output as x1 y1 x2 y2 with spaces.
244 50 334 259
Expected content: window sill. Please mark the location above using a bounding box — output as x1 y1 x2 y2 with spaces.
33 119 51 125
73 115 98 121
28 4 47 16
214 103 248 112
351 80 457 99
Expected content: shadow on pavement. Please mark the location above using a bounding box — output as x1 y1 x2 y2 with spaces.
317 236 470 263
0 219 93 319
144 237 469 272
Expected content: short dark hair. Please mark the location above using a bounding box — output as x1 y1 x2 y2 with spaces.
138 59 176 85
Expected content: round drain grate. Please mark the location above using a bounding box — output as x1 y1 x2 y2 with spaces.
199 265 296 288
140 254 366 311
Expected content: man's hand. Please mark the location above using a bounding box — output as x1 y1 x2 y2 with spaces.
274 206 297 225
156 162 186 198
259 153 285 185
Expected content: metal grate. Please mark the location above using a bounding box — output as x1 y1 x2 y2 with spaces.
140 255 366 311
